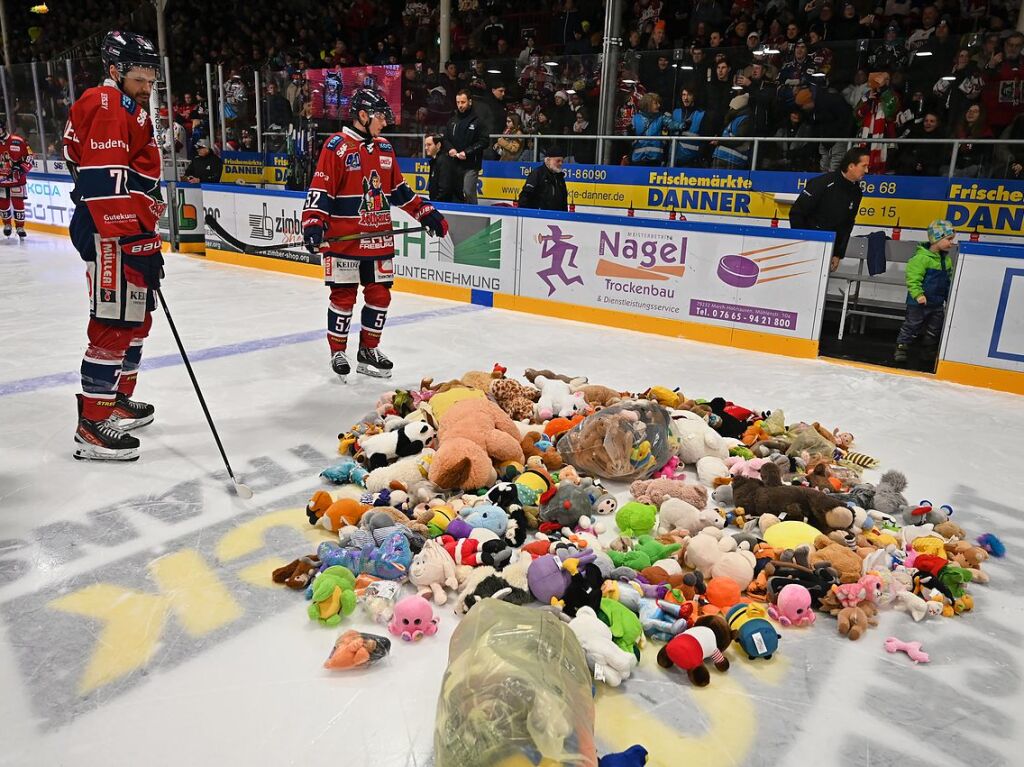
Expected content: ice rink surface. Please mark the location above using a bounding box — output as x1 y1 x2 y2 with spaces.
2 231 1023 767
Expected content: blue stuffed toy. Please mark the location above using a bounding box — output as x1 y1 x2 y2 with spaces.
320 458 369 487
599 745 648 766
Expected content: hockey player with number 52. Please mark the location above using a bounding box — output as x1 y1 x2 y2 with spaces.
301 88 448 381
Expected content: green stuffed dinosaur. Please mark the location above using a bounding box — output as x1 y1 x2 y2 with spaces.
608 536 681 570
600 597 644 658
615 502 658 538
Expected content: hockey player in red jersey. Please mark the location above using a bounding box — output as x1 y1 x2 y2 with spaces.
0 117 34 238
301 88 448 380
63 31 164 461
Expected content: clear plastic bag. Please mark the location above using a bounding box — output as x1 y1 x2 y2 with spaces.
434 601 597 767
556 401 672 481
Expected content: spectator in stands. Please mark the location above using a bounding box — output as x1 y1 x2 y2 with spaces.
856 72 901 172
550 90 575 136
630 92 672 165
789 147 869 270
440 62 461 109
424 133 463 203
474 80 507 158
239 128 258 152
711 93 753 168
982 32 1024 133
843 69 870 109
645 54 677 108
158 107 187 157
263 82 293 132
518 145 568 211
670 87 708 166
570 106 596 164
183 140 223 184
952 103 994 177
705 57 735 134
993 113 1024 178
516 95 540 134
443 89 488 204
935 49 983 126
740 61 780 136
868 23 909 73
894 111 946 176
495 113 526 161
764 108 816 170
780 39 814 87
907 5 940 51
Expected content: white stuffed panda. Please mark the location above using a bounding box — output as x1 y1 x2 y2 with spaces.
361 421 436 470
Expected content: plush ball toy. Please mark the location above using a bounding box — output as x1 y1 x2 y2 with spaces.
616 501 658 537
762 520 822 550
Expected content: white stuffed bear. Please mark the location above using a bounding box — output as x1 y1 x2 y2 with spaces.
683 527 737 577
696 456 731 487
669 410 729 465
566 606 638 687
534 375 587 421
366 449 436 493
658 497 724 535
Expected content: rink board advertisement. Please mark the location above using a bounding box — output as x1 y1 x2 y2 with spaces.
157 183 205 252
202 185 518 294
516 216 830 340
937 242 1024 394
397 159 1024 240
22 175 76 230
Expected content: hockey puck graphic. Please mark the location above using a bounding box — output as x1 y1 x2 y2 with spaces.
717 254 759 288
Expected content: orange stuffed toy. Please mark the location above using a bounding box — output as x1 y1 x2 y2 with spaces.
306 490 371 532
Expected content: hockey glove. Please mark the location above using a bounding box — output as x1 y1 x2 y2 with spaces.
303 222 326 253
414 204 448 238
120 232 164 289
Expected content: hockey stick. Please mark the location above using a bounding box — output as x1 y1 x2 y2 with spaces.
204 213 426 255
155 288 254 499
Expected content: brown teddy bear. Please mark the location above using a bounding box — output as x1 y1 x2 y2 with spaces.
490 378 540 421
808 534 864 584
836 603 878 640
521 431 563 470
428 399 525 490
730 462 853 533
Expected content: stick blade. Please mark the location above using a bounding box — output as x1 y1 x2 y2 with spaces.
232 480 254 499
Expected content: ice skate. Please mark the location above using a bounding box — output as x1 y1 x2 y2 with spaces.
357 346 393 379
893 343 909 363
73 395 140 461
331 350 350 382
16 225 25 239
110 392 155 430
2 222 10 237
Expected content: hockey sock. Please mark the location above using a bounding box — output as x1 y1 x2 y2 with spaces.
328 285 357 353
0 194 10 222
12 196 24 227
81 318 133 421
359 282 392 349
117 313 152 397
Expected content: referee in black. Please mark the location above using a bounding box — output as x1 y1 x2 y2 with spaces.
789 147 869 272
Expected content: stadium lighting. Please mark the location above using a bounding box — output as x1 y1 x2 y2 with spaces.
545 61 559 66
487 69 502 74
731 85 743 90
915 51 933 56
941 75 956 80
622 78 637 84
679 65 694 70
566 89 576 94
812 71 826 77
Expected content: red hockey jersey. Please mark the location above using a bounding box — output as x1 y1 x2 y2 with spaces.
0 132 33 187
301 126 430 260
62 79 163 239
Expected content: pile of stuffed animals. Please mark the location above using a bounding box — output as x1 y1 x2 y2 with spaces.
273 364 1005 694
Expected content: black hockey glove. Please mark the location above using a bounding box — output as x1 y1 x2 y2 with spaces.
303 222 326 253
414 204 448 237
120 232 164 289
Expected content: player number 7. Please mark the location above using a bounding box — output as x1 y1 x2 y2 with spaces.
109 168 128 195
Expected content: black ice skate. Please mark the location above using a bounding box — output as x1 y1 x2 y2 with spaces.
110 392 155 430
74 396 140 461
2 222 10 237
357 346 393 379
16 226 25 239
331 350 351 382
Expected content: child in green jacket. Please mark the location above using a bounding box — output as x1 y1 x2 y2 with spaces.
894 219 956 363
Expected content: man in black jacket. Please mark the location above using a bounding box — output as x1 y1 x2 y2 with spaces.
789 147 868 271
182 140 223 184
424 133 462 203
442 89 488 204
518 146 568 211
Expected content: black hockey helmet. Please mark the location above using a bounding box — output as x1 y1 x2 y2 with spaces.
101 31 161 78
349 87 394 125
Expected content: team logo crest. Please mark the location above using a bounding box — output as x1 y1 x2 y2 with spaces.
345 153 361 171
358 170 391 228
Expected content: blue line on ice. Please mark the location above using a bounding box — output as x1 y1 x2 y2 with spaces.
0 304 485 397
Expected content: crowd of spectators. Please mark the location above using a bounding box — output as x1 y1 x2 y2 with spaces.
7 0 1024 177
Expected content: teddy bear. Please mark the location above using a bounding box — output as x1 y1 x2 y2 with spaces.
668 409 730 465
428 398 525 490
697 456 732 486
534 375 588 421
364 449 436 494
630 478 709 509
521 431 563 470
682 528 755 589
658 497 724 535
834 602 879 641
730 462 853 533
571 383 622 408
807 534 865 584
566 606 639 687
490 377 541 422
